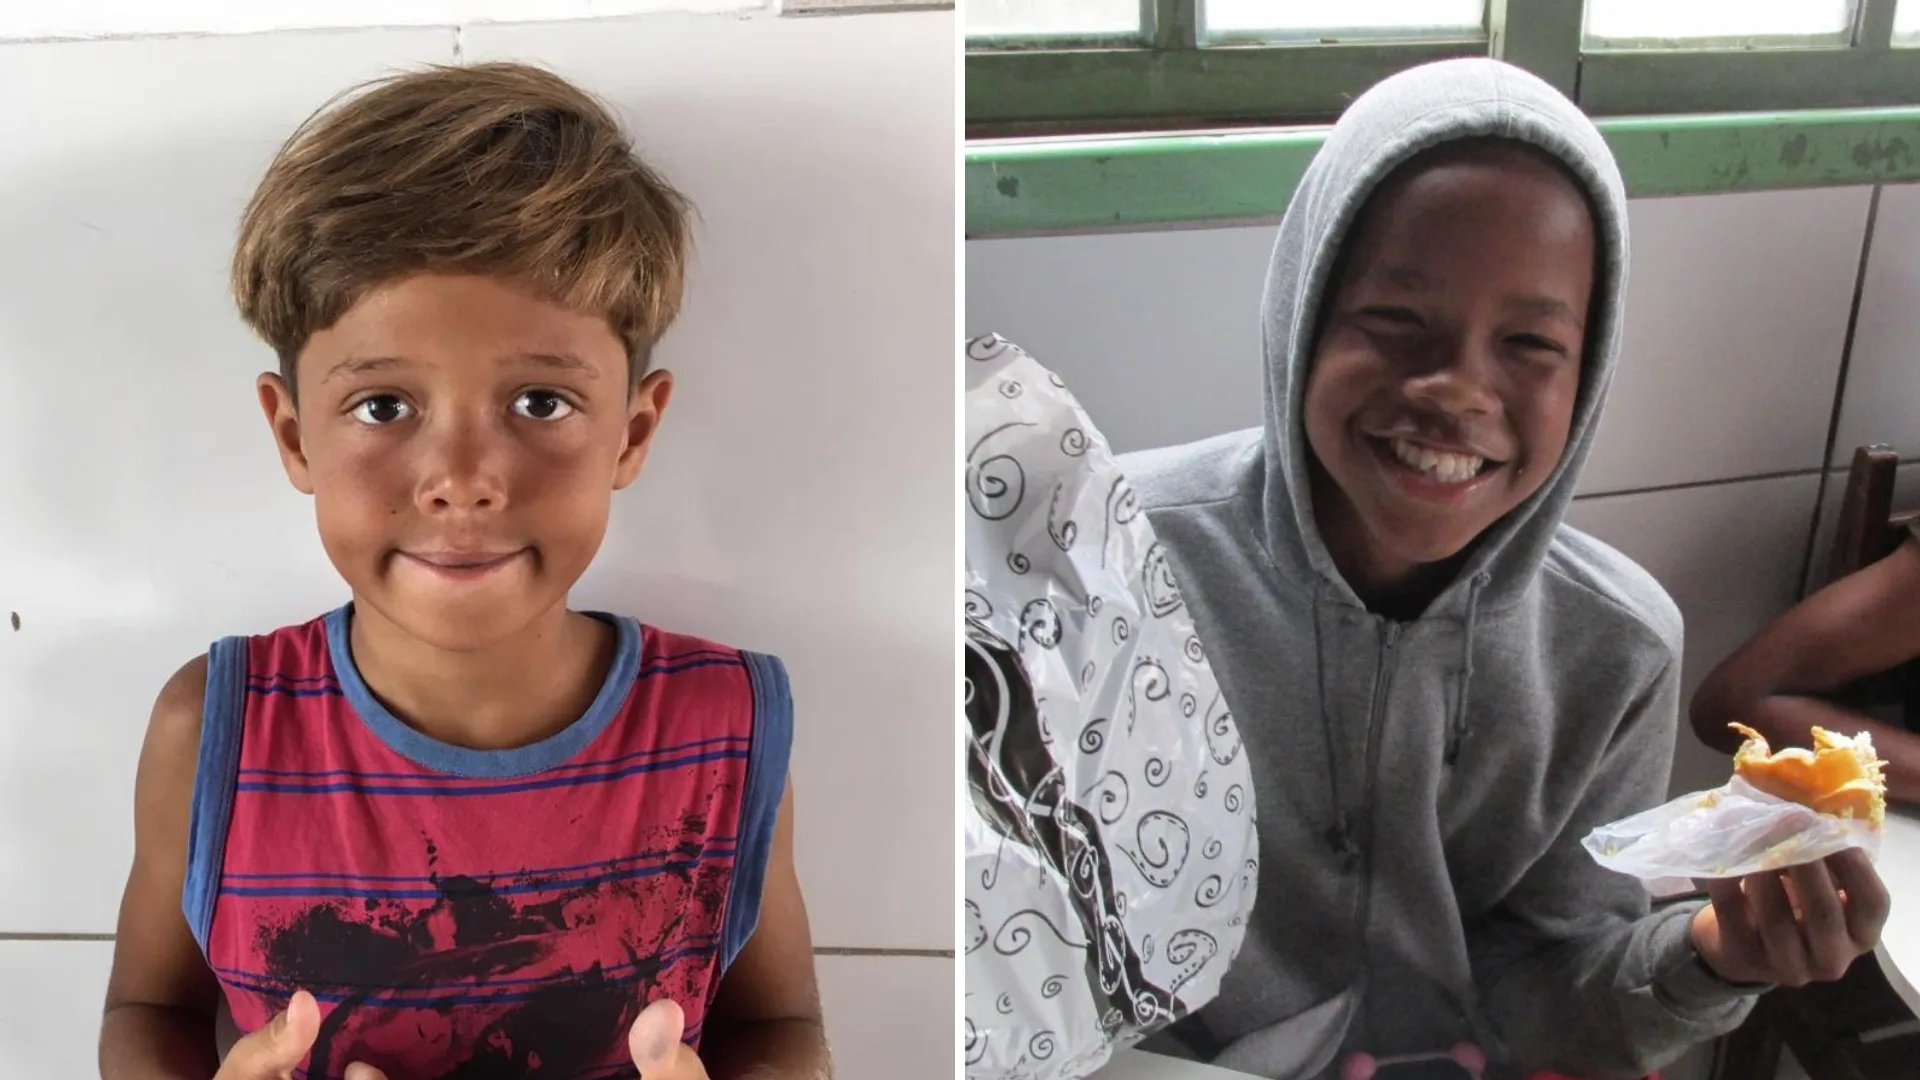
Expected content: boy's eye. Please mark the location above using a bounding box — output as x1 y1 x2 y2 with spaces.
513 390 575 422
349 395 412 425
1509 333 1569 357
1355 306 1425 329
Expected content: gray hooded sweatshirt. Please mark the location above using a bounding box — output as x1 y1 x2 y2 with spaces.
1119 59 1757 1079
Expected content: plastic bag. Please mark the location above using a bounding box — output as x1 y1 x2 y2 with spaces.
963 335 1259 1080
1582 776 1881 896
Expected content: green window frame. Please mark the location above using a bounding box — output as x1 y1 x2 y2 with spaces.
967 0 1920 236
968 0 1920 133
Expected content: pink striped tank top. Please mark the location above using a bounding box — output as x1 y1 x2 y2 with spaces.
181 605 792 1080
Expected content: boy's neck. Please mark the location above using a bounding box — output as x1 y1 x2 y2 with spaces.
1346 561 1460 621
1309 477 1467 621
346 600 616 752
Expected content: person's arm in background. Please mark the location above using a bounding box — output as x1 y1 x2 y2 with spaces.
629 780 830 1080
1691 531 1920 805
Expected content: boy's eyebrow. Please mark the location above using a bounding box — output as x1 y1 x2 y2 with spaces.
508 351 598 376
1382 265 1431 291
1508 295 1585 328
324 355 405 382
321 351 599 382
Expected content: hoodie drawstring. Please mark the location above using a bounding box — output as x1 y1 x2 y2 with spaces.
1309 580 1360 865
1444 572 1490 766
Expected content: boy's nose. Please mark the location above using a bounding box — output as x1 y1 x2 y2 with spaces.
1404 344 1500 419
415 423 509 511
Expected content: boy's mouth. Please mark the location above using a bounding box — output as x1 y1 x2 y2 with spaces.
1362 435 1506 501
1384 436 1497 484
400 549 528 579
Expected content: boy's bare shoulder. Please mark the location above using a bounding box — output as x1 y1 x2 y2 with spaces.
144 654 209 772
1544 524 1683 655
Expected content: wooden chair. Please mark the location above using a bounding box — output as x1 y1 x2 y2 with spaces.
1708 445 1920 1080
1825 444 1918 586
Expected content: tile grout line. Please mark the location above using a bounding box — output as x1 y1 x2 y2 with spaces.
1800 182 1884 597
813 946 952 958
0 932 951 958
1575 466 1829 502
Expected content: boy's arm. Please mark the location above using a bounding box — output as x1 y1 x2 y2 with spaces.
699 780 830 1080
100 656 225 1080
1691 532 1920 803
1467 655 1755 1080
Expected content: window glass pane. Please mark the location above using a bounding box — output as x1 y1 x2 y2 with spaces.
1203 0 1482 41
1585 0 1854 45
1895 0 1920 42
967 0 1138 40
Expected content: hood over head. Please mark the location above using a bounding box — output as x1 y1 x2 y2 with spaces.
1260 57 1630 617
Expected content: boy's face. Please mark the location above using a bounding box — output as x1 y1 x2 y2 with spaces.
259 273 670 652
1303 142 1595 592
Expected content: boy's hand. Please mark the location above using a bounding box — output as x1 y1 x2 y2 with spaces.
630 999 712 1080
213 990 320 1080
1691 848 1892 986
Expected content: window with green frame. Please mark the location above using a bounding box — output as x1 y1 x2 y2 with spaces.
967 0 1920 134
966 1 1920 235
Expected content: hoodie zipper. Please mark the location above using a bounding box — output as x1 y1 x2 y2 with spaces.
1352 620 1398 1048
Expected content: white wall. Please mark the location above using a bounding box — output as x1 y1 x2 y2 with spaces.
970 183 1912 1080
0 9 954 1079
0 0 853 39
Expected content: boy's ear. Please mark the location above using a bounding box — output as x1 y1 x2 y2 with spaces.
257 372 315 495
614 369 674 491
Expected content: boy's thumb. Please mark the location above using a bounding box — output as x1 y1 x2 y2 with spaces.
254 990 322 1070
628 998 686 1077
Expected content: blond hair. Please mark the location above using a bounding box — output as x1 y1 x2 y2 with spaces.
232 62 692 392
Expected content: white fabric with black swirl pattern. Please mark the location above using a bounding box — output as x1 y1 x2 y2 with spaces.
964 336 1259 1080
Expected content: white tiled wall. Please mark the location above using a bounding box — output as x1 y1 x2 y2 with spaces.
816 955 954 1080
1565 474 1823 796
1584 188 1867 494
0 9 953 1080
968 185 1910 1080
0 0 762 38
966 226 1274 454
1831 183 1920 465
0 941 117 1079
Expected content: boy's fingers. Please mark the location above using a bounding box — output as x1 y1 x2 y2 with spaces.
1828 848 1892 949
1747 871 1810 983
223 990 320 1077
1785 860 1851 981
1701 877 1762 955
343 1064 391 1080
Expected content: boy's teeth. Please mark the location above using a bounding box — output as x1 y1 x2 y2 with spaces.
1388 437 1485 483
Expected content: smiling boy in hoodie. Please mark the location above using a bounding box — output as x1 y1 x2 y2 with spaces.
1122 58 1890 1079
